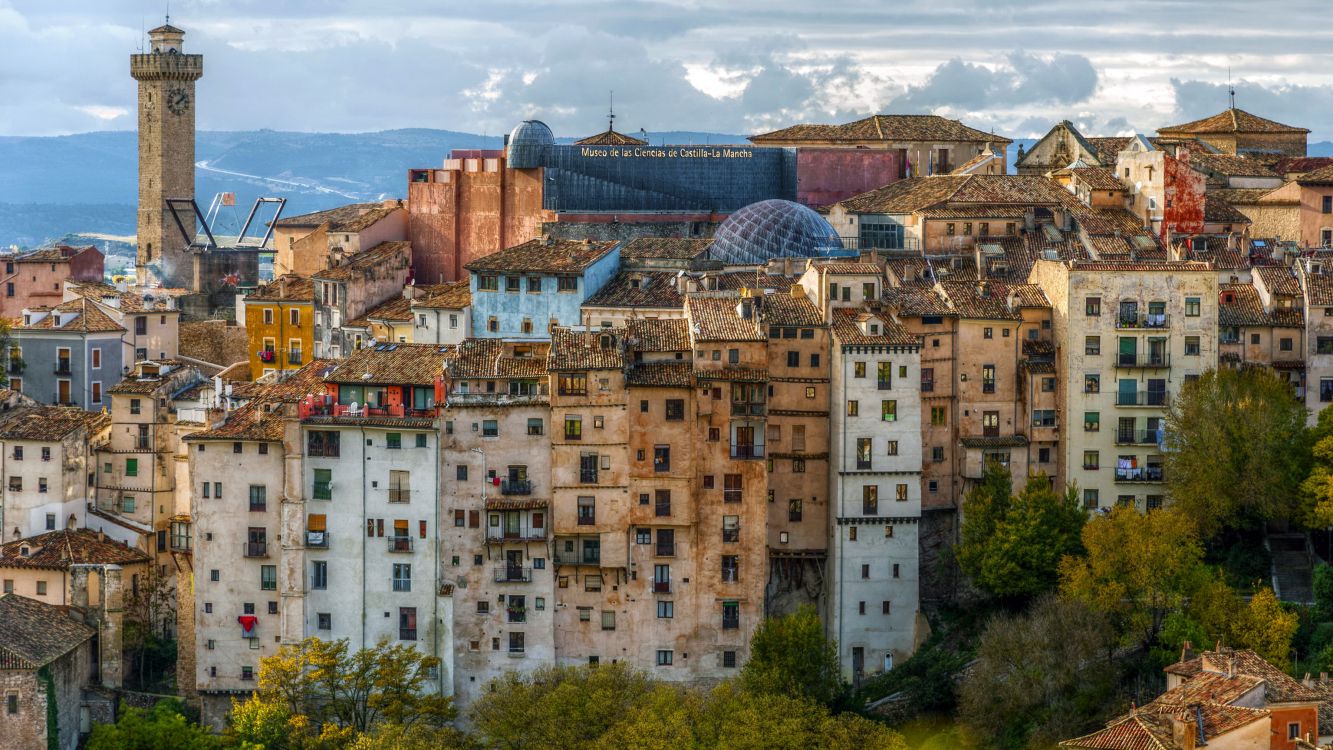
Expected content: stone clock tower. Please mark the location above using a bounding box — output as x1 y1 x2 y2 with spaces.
131 22 203 285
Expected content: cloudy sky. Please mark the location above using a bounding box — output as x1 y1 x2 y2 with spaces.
3 0 1333 140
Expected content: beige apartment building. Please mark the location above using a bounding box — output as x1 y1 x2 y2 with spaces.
1030 259 1218 511
272 201 408 278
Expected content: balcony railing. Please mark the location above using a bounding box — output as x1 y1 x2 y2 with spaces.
501 480 532 495
388 488 410 503
652 581 671 594
1116 353 1171 368
399 628 417 641
486 529 547 543
722 614 740 630
1115 429 1162 446
288 352 303 365
579 469 598 484
298 402 435 420
1116 313 1169 330
54 363 71 375
654 502 671 517
1116 391 1170 407
244 542 268 558
494 565 532 583
730 444 764 459
312 481 332 500
305 531 329 549
387 536 414 553
655 542 675 557
1115 466 1165 483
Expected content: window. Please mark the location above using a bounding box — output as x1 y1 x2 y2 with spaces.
558 373 587 396
130 399 141 415
557 276 578 292
386 433 402 449
1184 336 1200 356
1084 412 1099 431
886 440 898 456
1280 337 1294 352
665 399 684 420
262 309 274 325
307 431 340 457
312 468 332 500
1184 297 1200 317
930 406 947 426
788 498 803 522
601 611 616 630
846 400 859 416
482 420 498 437
564 416 582 440
877 362 893 390
787 351 799 367
311 561 327 590
393 563 411 592
983 327 993 339
723 474 743 503
1085 297 1101 316
1084 374 1100 393
1325 196 1332 214
399 607 417 641
932 446 944 462
655 489 672 516
317 613 331 630
261 565 276 591
1032 409 1056 427
921 367 934 392
249 485 266 512
1083 451 1100 470
656 650 674 666
853 362 866 378
981 365 995 394
1289 721 1302 740
654 446 671 472
1042 376 1056 392
1084 489 1099 509
1085 336 1100 355
577 496 595 525
805 386 816 399
862 485 879 515
856 438 872 470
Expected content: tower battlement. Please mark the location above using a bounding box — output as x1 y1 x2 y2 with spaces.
130 54 203 82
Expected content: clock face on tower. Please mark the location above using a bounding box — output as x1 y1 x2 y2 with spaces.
166 87 191 116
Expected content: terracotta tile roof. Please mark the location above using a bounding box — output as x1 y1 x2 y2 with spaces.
0 406 108 441
444 339 548 379
583 271 685 309
0 529 150 571
1159 108 1309 135
179 320 249 367
627 318 690 352
16 297 123 333
1086 137 1136 166
1070 166 1124 191
686 295 764 341
1258 266 1302 297
325 343 446 386
835 176 969 214
1297 164 1333 186
246 274 314 303
960 435 1029 448
1273 157 1333 175
884 257 933 285
363 294 413 323
759 290 824 326
412 281 470 310
949 175 1071 204
258 359 339 401
1186 237 1249 271
107 362 202 395
818 262 882 275
917 204 1031 219
15 245 96 264
1008 283 1050 308
626 362 693 387
1059 710 1177 749
0 594 95 669
464 238 618 273
1204 195 1251 225
274 202 396 230
1211 187 1282 205
621 237 713 261
548 328 626 371
1068 260 1212 272
712 271 789 292
1304 273 1333 306
1165 648 1320 704
1190 152 1279 179
185 402 286 442
575 129 647 146
884 283 953 316
312 241 411 282
940 282 1023 320
1303 675 1333 730
66 281 182 313
750 114 1011 144
830 308 918 347
694 367 767 382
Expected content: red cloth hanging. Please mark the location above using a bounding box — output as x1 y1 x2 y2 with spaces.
238 615 258 634
491 476 501 486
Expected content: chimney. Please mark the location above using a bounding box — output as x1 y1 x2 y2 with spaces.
1169 711 1197 750
1181 640 1195 663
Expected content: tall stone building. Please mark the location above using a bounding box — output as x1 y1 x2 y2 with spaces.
131 22 203 285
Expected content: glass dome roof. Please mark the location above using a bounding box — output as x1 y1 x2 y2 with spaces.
709 199 847 266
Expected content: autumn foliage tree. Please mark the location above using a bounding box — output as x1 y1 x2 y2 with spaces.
957 464 1085 600
740 604 845 707
1165 367 1310 535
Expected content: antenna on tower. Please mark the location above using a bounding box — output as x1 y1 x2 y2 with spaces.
1228 66 1236 109
608 91 615 132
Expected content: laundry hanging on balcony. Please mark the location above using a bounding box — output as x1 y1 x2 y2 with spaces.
238 615 258 635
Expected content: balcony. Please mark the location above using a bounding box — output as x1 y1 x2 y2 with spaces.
730 443 764 459
730 402 766 417
1115 466 1165 483
1115 429 1162 446
387 536 414 553
1116 391 1170 408
1115 313 1170 330
486 529 547 543
501 480 533 496
1116 353 1171 369
494 565 532 583
298 402 435 420
388 488 411 503
54 363 71 375
652 581 671 594
655 542 676 557
506 606 527 624
244 542 268 558
305 531 329 549
877 380 892 391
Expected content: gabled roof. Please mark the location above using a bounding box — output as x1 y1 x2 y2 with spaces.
759 290 824 327
246 274 314 303
830 307 918 347
1296 164 1333 186
1204 195 1251 224
0 594 95 670
835 174 1068 216
273 202 398 230
685 295 764 342
464 238 619 274
1189 152 1279 179
940 282 1023 320
0 407 108 441
750 114 1010 144
443 339 547 380
835 176 971 214
583 271 684 310
1016 120 1104 169
548 328 626 371
627 318 691 352
1070 166 1125 192
16 297 124 333
324 343 446 386
621 237 713 261
411 281 471 310
14 245 94 264
575 129 647 146
1159 108 1308 136
0 530 150 571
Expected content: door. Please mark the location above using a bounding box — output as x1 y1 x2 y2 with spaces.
1118 378 1138 406
1119 300 1138 326
57 379 70 404
504 512 520 539
1148 338 1167 366
734 425 755 457
1147 378 1167 406
883 653 894 672
505 550 524 580
982 411 999 438
852 647 865 686
1118 337 1138 367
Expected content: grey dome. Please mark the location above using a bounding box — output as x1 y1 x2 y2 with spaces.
709 200 847 266
506 120 555 168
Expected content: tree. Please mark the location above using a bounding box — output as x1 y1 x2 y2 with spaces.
1166 367 1310 534
87 699 217 750
957 468 1085 599
1060 506 1206 647
123 562 177 690
1302 406 1333 528
1316 563 1333 622
739 604 844 707
1230 587 1300 670
959 596 1117 750
226 637 454 749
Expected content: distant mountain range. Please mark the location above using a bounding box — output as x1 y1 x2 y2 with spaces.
2 129 1331 249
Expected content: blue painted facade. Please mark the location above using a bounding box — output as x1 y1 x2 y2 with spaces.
11 330 125 408
468 246 622 339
